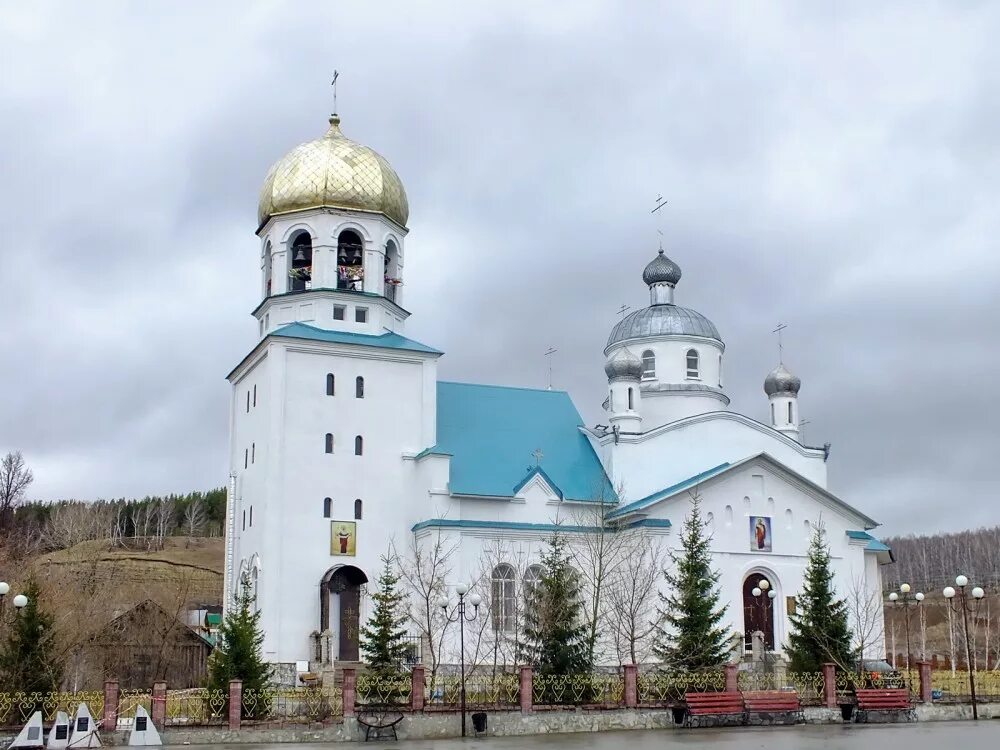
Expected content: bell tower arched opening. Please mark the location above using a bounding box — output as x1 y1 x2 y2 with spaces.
337 230 364 291
384 239 400 303
289 232 313 292
320 564 368 662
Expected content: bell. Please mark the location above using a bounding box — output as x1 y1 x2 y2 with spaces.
294 249 307 263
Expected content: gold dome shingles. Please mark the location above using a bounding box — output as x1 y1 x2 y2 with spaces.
258 117 409 228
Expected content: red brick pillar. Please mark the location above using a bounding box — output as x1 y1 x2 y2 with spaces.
623 664 638 708
822 663 837 708
342 668 357 717
151 682 167 729
724 663 739 693
519 666 533 714
411 666 425 711
917 661 932 703
228 680 242 730
102 679 119 731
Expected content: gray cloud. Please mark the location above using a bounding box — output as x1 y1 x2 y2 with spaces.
1 1 997 534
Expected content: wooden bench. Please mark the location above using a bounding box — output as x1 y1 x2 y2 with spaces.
356 705 404 741
855 689 912 723
742 690 802 724
684 691 745 727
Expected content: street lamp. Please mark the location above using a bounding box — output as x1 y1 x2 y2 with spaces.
943 575 985 720
888 583 923 676
751 579 776 654
440 584 481 737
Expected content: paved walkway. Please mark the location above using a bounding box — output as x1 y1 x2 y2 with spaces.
223 722 999 750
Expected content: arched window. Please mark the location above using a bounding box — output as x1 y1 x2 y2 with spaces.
323 497 332 518
325 433 334 454
354 499 363 520
641 350 655 378
491 564 516 632
263 241 272 297
686 348 700 378
326 373 335 396
289 232 313 292
354 436 363 456
384 239 400 303
523 564 543 616
718 354 723 387
787 402 794 423
771 403 776 425
356 376 364 399
337 229 364 291
627 387 634 410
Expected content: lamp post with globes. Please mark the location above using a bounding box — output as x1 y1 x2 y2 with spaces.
887 583 923 678
438 584 481 737
750 578 777 653
943 575 985 720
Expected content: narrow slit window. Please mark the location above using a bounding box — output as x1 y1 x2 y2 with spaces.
251 443 255 464
246 391 250 413
253 384 257 407
356 376 364 399
244 448 248 469
325 433 334 454
323 497 332 518
627 387 634 410
354 499 363 520
326 373 335 396
355 435 363 456
788 402 794 423
249 506 253 527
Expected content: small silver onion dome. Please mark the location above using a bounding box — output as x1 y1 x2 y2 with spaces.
642 249 682 287
604 348 643 381
764 363 801 396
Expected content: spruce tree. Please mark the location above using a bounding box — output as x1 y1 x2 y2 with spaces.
520 533 590 676
654 496 731 671
0 579 62 694
208 570 273 710
786 524 853 672
359 555 410 675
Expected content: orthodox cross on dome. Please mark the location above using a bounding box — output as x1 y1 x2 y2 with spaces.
651 194 668 250
544 347 557 390
616 304 631 321
330 70 340 115
772 322 787 364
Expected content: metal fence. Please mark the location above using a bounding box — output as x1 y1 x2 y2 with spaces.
531 673 625 707
736 671 825 705
425 673 520 709
0 692 105 728
355 674 411 706
636 670 726 706
931 670 1000 702
164 689 227 726
240 687 344 724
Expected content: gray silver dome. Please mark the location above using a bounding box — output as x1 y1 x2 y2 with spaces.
764 363 801 396
606 305 722 348
604 348 643 381
643 249 682 286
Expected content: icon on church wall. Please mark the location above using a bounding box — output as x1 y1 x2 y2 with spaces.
750 516 772 552
330 521 357 556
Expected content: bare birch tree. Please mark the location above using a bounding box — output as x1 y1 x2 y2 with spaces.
845 573 885 676
183 497 206 541
607 531 665 665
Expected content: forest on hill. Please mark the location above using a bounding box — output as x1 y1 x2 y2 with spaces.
881 525 1000 592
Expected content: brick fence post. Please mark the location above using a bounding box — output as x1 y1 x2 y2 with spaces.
151 682 167 730
228 680 242 730
519 666 533 714
822 663 837 708
411 666 425 711
724 663 739 693
102 679 119 731
342 668 357 717
917 661 932 703
623 664 638 708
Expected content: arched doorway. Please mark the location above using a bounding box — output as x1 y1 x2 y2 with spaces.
320 565 368 662
742 574 776 652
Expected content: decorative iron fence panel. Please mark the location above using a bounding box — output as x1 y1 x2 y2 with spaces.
241 687 344 724
531 673 624 707
425 673 519 709
164 689 228 726
931 671 1000 702
736 671 824 705
636 671 725 706
0 692 105 728
355 674 411 707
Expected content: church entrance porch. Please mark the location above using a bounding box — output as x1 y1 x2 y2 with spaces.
742 573 776 655
319 565 367 663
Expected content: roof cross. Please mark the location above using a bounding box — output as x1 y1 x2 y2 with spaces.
772 322 787 364
330 70 340 115
531 448 544 467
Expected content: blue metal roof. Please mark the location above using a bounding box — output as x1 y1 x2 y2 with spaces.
271 322 442 354
607 462 732 519
412 518 669 534
847 530 891 553
434 381 614 502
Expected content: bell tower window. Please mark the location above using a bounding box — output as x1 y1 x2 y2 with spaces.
263 241 273 297
384 239 400 303
641 350 655 378
686 349 700 379
289 233 313 292
337 230 364 291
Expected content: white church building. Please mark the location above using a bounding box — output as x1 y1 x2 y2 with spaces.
223 110 892 678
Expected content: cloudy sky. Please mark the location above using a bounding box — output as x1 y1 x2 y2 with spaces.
1 1 997 535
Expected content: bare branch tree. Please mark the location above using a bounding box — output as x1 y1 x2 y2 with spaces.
607 530 665 665
845 573 885 676
0 451 34 527
183 497 206 542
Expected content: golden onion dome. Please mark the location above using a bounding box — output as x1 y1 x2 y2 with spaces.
257 115 409 228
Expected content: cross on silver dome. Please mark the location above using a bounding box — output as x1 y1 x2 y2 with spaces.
764 363 801 396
